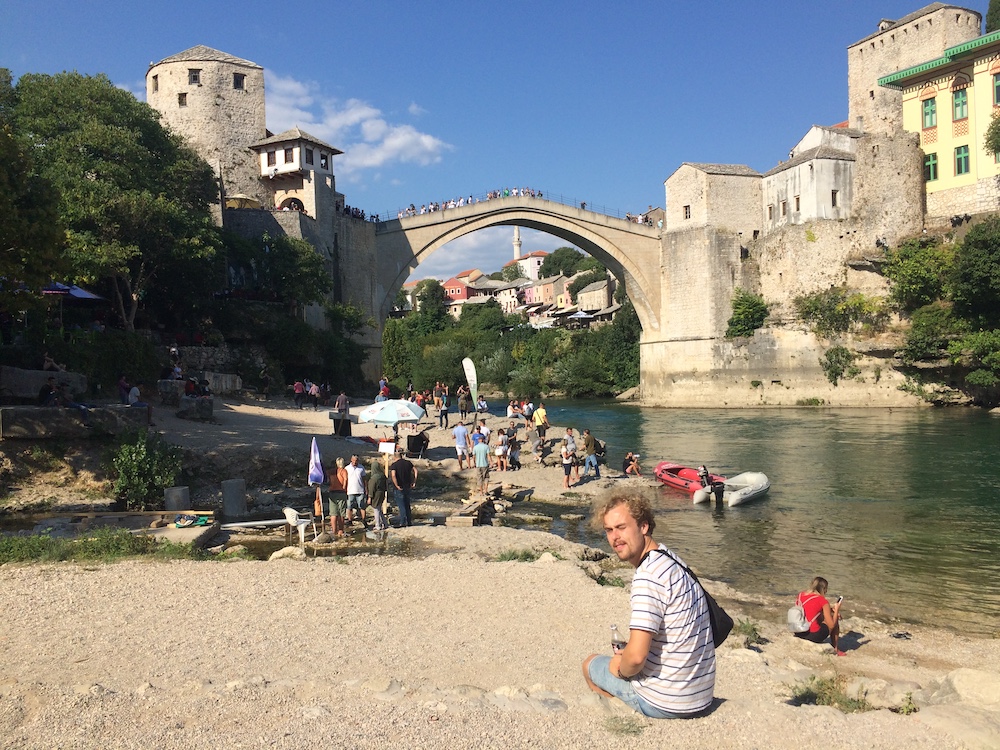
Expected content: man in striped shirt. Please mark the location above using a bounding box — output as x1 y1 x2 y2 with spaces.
582 492 716 718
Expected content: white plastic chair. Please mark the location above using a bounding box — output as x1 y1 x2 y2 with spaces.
283 507 317 548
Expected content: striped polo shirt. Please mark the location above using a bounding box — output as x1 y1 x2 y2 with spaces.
629 545 716 715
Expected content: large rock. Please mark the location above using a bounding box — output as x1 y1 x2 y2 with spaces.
929 668 1000 708
268 546 307 561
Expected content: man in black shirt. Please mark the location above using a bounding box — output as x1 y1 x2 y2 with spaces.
389 449 418 527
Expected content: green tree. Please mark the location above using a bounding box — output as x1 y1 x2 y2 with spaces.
410 278 452 336
882 237 952 311
951 216 1000 324
0 69 65 311
458 298 507 333
538 246 598 278
382 317 413 381
501 264 525 282
726 288 769 338
988 0 1000 33
985 110 1000 159
12 72 218 331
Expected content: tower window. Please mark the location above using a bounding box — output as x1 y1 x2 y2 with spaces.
683 205 691 219
267 151 276 167
780 200 787 217
767 204 774 221
320 153 329 170
151 75 158 93
283 147 294 164
831 190 839 208
794 195 800 211
177 92 187 107
233 73 245 90
305 148 314 165
188 69 201 85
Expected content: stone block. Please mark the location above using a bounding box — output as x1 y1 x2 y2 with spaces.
177 396 214 420
164 486 191 511
445 516 477 527
221 478 247 518
0 366 87 401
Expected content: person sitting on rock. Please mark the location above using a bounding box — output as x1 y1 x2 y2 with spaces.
623 451 642 476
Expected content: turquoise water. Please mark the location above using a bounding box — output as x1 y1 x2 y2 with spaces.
539 401 1000 636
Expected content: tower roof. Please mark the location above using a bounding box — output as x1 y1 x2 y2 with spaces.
151 45 262 69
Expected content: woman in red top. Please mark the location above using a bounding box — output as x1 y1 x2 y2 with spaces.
794 576 844 655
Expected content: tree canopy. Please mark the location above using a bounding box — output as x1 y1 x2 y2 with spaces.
538 246 601 279
11 71 219 330
0 70 65 312
988 0 1000 33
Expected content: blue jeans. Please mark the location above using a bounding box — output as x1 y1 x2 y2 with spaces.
587 656 701 719
439 408 449 428
394 487 412 527
584 454 600 477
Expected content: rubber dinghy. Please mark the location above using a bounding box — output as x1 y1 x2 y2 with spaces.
722 471 770 507
654 461 725 493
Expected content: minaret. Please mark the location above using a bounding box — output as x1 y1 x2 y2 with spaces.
513 226 522 259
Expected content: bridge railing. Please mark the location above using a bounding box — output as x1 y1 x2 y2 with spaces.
374 189 654 226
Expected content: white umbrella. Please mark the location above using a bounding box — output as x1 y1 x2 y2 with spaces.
357 399 426 426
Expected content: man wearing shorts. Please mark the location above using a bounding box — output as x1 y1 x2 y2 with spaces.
344 454 367 527
582 492 716 719
453 421 472 469
533 402 549 442
472 439 491 494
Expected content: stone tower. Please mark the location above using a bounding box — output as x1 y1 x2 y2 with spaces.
146 45 269 220
847 3 981 135
513 226 522 259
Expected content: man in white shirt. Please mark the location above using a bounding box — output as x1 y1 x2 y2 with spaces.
582 492 716 719
344 454 367 527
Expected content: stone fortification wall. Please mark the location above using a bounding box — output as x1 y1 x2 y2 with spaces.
664 166 707 228
665 167 761 237
706 175 762 238
763 158 854 231
847 5 980 134
332 215 381 382
640 328 922 407
660 226 744 341
852 132 925 244
147 55 269 220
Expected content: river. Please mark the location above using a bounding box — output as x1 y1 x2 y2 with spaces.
535 401 1000 637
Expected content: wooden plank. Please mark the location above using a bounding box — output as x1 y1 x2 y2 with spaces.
453 498 489 517
445 515 478 527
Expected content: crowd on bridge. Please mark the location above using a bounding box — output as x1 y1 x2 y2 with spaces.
395 187 544 218
625 211 656 227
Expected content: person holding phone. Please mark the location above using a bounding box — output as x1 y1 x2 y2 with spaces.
793 576 845 655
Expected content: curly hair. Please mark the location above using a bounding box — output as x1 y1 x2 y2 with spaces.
590 489 656 535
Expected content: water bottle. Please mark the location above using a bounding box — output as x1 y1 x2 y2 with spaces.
611 624 627 654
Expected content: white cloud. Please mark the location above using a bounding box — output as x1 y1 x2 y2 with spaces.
263 71 451 176
118 79 147 102
408 102 427 116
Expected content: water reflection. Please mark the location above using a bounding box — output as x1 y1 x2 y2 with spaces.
541 402 1000 635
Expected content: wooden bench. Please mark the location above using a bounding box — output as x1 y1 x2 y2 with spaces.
446 496 492 527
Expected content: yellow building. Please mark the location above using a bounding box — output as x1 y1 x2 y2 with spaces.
880 30 1000 218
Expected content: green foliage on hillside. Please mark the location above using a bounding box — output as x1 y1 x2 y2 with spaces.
725 288 769 338
794 288 889 336
383 292 640 398
538 247 602 279
567 270 607 304
988 0 1000 34
881 237 953 311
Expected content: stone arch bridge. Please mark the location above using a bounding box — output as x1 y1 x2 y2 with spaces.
374 196 662 332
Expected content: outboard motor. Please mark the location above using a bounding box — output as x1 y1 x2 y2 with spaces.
697 465 710 487
711 481 726 506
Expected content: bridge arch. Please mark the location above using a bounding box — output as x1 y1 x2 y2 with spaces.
374 197 662 333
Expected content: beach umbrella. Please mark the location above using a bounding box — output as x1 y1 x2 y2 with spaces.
357 399 425 426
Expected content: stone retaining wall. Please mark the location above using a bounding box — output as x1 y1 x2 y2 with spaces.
0 405 147 439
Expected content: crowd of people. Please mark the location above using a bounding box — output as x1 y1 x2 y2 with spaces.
318 448 418 537
393 187 544 218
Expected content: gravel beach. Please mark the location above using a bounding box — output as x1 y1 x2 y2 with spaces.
1 398 998 748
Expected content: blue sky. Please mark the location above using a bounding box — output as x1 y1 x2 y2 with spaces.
3 0 987 280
